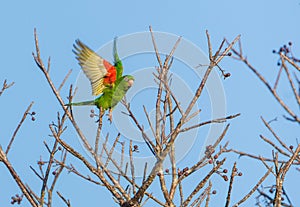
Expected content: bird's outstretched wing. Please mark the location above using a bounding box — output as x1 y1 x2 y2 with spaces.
73 40 117 96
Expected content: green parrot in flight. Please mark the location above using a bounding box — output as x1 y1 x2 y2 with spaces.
66 38 134 122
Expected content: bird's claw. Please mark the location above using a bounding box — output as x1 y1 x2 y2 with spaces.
107 109 113 124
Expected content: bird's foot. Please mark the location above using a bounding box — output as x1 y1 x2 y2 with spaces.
107 109 113 124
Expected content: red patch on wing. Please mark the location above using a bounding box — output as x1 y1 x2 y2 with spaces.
103 60 117 85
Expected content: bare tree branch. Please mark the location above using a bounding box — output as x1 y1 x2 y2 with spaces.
0 79 14 97
6 101 34 154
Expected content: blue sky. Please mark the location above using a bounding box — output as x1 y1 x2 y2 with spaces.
1 0 300 206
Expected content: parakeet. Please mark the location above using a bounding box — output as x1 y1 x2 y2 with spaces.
66 38 134 122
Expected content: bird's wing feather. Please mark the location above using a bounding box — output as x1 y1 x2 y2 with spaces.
73 40 108 96
113 37 123 79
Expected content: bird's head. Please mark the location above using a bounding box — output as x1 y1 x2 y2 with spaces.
115 75 135 93
123 75 135 89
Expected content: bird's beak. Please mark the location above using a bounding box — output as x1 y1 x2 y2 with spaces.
128 79 134 87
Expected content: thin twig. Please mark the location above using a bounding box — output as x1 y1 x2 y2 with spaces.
40 140 59 206
276 144 300 202
233 167 272 206
100 134 109 160
95 108 104 156
259 134 290 157
118 141 125 183
122 101 157 155
228 148 300 164
225 162 237 207
204 181 212 207
58 69 72 92
182 159 226 207
281 52 300 72
6 101 34 154
273 65 283 90
143 105 156 137
0 147 38 207
129 140 136 194
179 113 240 133
56 162 102 185
158 171 173 206
179 180 184 206
261 117 292 154
104 133 120 168
30 165 43 181
281 55 300 107
149 26 163 69
229 40 300 123
0 79 14 96
48 149 67 206
57 191 71 207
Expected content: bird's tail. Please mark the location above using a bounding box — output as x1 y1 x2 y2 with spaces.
65 100 95 106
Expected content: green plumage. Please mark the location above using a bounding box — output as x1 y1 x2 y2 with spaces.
67 75 134 109
113 37 123 80
97 75 134 109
